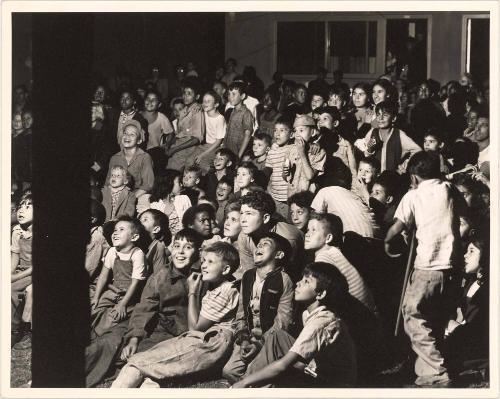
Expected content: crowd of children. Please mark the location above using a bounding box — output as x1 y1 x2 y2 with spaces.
11 60 491 388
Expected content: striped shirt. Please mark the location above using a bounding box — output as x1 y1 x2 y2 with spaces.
311 186 380 238
200 281 239 330
285 144 326 196
315 246 377 313
265 144 292 202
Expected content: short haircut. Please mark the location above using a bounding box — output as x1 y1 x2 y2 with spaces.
203 241 240 275
182 203 216 228
239 190 276 216
173 228 203 250
184 165 202 180
294 83 308 93
228 81 247 96
172 98 184 107
110 165 130 182
274 117 293 131
375 100 398 117
263 88 279 104
213 80 228 90
303 262 349 307
258 231 291 268
318 106 341 122
139 209 171 244
224 200 241 216
182 81 201 95
203 90 222 106
309 212 344 247
374 171 400 199
310 92 326 101
90 199 106 226
116 215 143 237
198 196 218 211
238 161 258 178
328 86 348 102
144 89 162 101
215 148 237 167
287 190 315 208
359 156 381 171
407 151 441 179
217 175 234 190
424 128 445 143
253 132 272 147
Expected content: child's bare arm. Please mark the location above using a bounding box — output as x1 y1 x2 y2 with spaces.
384 219 407 258
11 266 32 283
238 130 252 159
296 138 316 181
168 137 200 156
92 267 111 305
11 252 20 274
117 279 140 309
187 273 216 332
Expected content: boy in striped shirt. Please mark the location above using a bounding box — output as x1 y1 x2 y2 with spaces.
265 118 293 219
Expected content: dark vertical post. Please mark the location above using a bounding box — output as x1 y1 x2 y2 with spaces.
31 13 93 387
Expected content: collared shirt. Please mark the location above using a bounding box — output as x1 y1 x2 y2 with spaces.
395 179 462 270
265 144 293 202
224 103 254 155
225 95 260 131
315 246 377 313
311 186 380 238
11 224 33 270
106 148 154 192
200 281 239 331
289 306 357 385
177 102 204 142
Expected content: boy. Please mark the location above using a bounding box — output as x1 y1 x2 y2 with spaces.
102 165 137 222
233 262 357 388
182 203 216 243
288 191 315 233
283 114 326 196
473 112 489 180
369 170 400 234
215 176 234 225
223 232 294 382
85 229 202 387
423 129 450 174
111 242 240 388
249 132 272 171
265 118 294 218
234 161 259 198
351 157 380 205
282 84 310 123
170 98 184 133
223 81 254 159
237 191 303 282
355 101 421 172
182 165 205 197
205 148 237 201
138 209 170 275
384 151 464 387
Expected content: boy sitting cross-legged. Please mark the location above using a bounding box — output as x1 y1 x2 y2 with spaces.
232 262 357 388
111 241 240 388
222 232 294 382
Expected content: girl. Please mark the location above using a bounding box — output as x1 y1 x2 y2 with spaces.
148 170 192 237
141 90 174 173
192 91 226 174
350 82 374 140
366 79 397 129
258 90 281 137
234 161 259 198
221 201 241 249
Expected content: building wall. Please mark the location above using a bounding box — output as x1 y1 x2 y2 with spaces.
225 11 489 87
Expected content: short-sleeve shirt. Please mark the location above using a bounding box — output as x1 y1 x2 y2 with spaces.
289 306 357 385
394 179 461 270
11 224 32 270
200 281 239 330
177 102 204 142
107 148 155 192
146 112 174 150
104 247 147 281
311 186 380 238
285 144 326 196
265 144 292 202
224 104 254 155
205 112 227 144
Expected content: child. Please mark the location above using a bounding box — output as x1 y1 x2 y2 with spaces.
111 242 240 388
91 216 148 337
205 148 237 201
224 81 254 159
351 157 380 205
423 129 450 174
192 90 226 173
213 80 228 116
282 84 310 123
249 132 272 172
167 83 205 171
283 114 326 196
182 203 217 245
384 151 464 387
369 171 400 234
215 176 234 225
257 90 281 137
223 232 294 382
86 200 109 285
170 99 185 133
11 192 33 347
222 201 242 247
182 165 205 198
235 161 259 198
265 118 293 218
309 92 326 116
288 191 315 233
233 262 357 388
355 101 421 172
138 209 170 275
12 109 33 188
148 169 192 236
113 90 149 153
141 90 174 173
102 165 137 222
106 119 154 205
350 82 374 140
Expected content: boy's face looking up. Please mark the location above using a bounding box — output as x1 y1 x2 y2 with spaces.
182 87 198 106
254 237 281 268
182 171 199 188
120 92 134 112
290 203 310 231
274 124 292 146
139 211 158 237
17 200 33 226
310 95 324 110
191 211 212 238
240 204 267 235
236 167 254 189
474 118 489 142
467 110 479 129
202 94 218 113
294 273 321 303
252 139 269 158
216 182 232 202
201 251 227 283
109 168 127 188
213 153 230 171
122 126 141 148
172 103 185 120
358 161 377 184
423 135 442 152
111 221 138 250
304 219 329 251
294 87 307 104
224 210 241 240
370 183 390 205
171 237 197 270
228 88 245 107
376 110 395 129
317 113 337 130
328 94 344 109
294 125 314 142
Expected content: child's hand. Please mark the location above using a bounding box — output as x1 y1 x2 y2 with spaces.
187 272 202 295
309 142 321 156
366 137 378 153
240 340 260 363
384 242 402 258
111 303 127 321
357 177 370 203
282 159 291 176
365 108 375 124
90 297 99 310
194 153 204 165
471 171 489 185
295 136 306 154
120 338 139 361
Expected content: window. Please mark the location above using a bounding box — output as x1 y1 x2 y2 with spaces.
329 21 377 74
464 16 489 84
276 21 325 74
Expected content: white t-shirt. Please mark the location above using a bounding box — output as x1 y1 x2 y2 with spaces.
146 112 174 149
478 145 489 169
204 112 226 144
104 247 147 280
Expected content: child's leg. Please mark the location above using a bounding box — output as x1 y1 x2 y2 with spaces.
110 364 143 388
222 343 247 382
21 284 33 323
11 276 32 332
